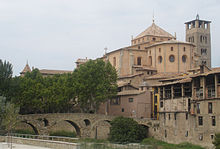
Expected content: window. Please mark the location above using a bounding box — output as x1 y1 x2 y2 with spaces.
158 56 163 64
198 116 203 126
164 113 166 120
159 48 161 52
129 98 133 102
202 61 207 65
152 38 156 41
199 134 203 141
137 57 142 65
212 116 216 126
138 46 140 49
200 36 203 43
110 97 120 105
182 55 187 63
169 55 175 62
174 113 177 120
171 47 173 51
186 113 188 120
113 57 116 67
165 130 167 138
122 108 124 112
168 114 170 120
149 56 152 66
201 49 207 55
197 103 200 114
183 47 186 52
208 102 212 114
211 135 214 140
160 101 163 108
185 131 188 137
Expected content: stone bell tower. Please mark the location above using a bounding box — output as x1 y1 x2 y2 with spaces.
185 14 211 68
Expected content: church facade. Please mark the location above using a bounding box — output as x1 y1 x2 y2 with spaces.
98 15 210 119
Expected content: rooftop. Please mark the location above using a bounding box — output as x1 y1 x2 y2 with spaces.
134 22 175 39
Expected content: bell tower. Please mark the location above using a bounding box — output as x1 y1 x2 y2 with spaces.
185 14 211 68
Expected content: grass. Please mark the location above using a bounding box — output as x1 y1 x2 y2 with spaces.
79 138 109 143
49 130 76 138
141 138 205 149
12 129 35 135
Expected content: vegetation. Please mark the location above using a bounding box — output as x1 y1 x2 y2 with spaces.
73 59 117 113
0 60 13 98
141 138 204 149
109 116 147 143
213 133 220 149
13 129 35 135
0 59 117 114
49 130 76 138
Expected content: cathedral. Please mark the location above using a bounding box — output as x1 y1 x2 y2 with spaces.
98 15 212 118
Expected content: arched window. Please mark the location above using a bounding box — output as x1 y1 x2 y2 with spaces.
137 57 142 65
182 55 187 63
171 47 173 51
113 57 116 67
158 56 163 64
169 55 175 62
149 56 152 66
200 36 203 43
152 38 156 41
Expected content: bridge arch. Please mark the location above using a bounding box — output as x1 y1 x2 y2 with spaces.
65 120 81 137
139 124 149 138
91 119 112 139
16 121 39 135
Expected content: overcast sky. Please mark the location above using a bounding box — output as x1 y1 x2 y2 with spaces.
1 0 220 76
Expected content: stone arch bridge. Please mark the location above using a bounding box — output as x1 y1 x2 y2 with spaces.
16 113 159 139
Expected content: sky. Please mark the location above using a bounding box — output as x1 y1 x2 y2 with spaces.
0 0 220 76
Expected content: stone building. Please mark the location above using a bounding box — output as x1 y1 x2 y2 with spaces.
98 15 208 118
20 62 72 77
185 14 211 67
151 65 220 148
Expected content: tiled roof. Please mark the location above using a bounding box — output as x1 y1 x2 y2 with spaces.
39 69 72 75
117 90 145 96
118 73 144 79
133 65 157 71
145 72 181 80
20 63 31 74
146 39 195 48
134 23 174 39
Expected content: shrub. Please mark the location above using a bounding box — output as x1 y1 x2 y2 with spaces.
213 133 220 149
49 130 76 138
109 116 147 143
13 129 35 135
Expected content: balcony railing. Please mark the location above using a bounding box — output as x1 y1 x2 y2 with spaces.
207 86 215 98
195 88 203 99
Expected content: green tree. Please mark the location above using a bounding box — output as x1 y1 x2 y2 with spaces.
109 116 147 143
13 68 76 114
0 96 6 127
73 59 117 113
213 133 220 149
0 60 13 97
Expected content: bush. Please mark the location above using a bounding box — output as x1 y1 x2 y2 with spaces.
13 129 35 135
109 116 147 143
213 133 220 149
142 138 204 149
49 130 76 138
